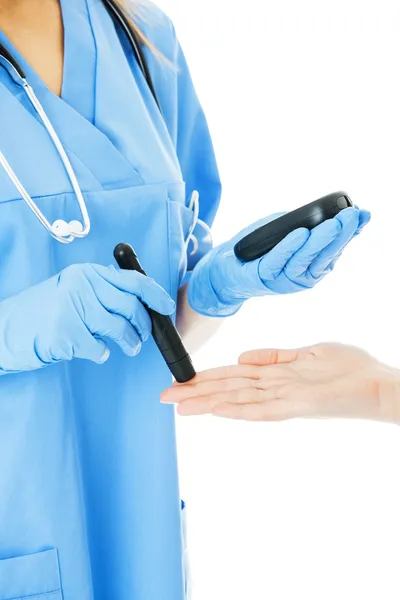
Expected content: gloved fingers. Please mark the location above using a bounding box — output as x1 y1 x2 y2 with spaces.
90 309 142 357
322 208 369 271
354 208 371 235
73 333 111 364
323 251 342 273
284 218 341 278
258 228 310 281
96 344 111 364
93 265 175 316
90 276 153 342
308 207 359 278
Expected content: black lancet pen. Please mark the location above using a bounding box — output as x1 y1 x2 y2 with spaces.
114 243 196 383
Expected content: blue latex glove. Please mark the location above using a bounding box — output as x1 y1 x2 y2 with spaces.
188 207 370 317
0 264 175 374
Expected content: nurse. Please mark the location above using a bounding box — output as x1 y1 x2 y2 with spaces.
0 0 369 598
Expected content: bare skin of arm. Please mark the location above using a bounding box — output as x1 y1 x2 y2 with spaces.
176 283 223 355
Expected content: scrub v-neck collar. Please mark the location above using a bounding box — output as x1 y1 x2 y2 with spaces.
60 0 96 122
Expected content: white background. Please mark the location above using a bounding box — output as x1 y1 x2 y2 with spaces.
156 1 400 598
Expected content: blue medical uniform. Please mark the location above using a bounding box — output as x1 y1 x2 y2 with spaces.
0 1 221 598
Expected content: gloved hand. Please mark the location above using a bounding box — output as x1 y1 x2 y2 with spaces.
188 207 370 317
0 263 175 374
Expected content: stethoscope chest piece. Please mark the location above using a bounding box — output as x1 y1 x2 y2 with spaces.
52 219 86 242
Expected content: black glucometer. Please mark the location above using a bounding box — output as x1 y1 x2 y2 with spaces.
234 191 353 262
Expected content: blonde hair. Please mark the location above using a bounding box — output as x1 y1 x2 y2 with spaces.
112 0 156 53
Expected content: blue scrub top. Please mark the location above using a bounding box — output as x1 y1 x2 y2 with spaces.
0 1 221 599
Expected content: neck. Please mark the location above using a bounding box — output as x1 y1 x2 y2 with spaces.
0 0 64 97
0 0 29 9
0 0 53 15
0 0 59 26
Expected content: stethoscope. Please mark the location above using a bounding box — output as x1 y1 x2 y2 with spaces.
0 0 163 244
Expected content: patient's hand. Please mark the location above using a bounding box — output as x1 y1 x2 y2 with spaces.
161 343 400 424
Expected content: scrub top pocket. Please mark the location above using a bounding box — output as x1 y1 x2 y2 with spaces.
0 548 62 600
